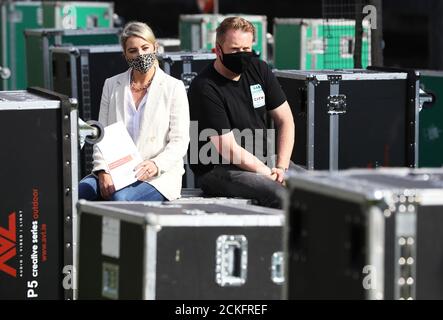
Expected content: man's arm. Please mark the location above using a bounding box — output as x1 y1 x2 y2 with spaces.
210 132 274 178
269 101 295 170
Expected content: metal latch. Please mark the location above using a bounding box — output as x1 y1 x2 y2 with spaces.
78 117 104 149
183 209 206 215
340 37 355 58
307 39 326 54
102 262 119 300
181 72 198 89
418 88 435 111
328 75 342 84
181 55 195 63
271 252 285 285
215 235 248 287
86 15 99 28
8 10 23 23
327 94 347 115
0 66 11 80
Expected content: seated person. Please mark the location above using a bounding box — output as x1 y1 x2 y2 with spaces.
79 21 190 201
188 17 298 209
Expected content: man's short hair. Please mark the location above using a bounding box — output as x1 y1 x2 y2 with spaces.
216 17 256 45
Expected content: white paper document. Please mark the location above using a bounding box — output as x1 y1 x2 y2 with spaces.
96 121 143 191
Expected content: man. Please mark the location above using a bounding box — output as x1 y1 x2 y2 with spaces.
188 16 296 208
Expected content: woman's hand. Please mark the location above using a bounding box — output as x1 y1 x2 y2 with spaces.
98 171 115 200
134 160 159 181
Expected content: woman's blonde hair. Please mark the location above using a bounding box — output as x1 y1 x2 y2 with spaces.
120 21 157 51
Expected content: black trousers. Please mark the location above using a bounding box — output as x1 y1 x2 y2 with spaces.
199 162 305 209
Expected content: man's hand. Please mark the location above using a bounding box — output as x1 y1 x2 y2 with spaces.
98 171 115 200
134 160 159 181
271 167 286 185
256 165 278 182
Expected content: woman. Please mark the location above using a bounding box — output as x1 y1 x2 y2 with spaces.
79 21 190 201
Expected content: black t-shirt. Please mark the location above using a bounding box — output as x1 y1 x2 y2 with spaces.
188 57 287 176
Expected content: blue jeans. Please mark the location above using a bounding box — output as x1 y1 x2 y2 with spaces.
78 175 166 201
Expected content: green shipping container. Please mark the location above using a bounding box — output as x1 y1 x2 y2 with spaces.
24 28 120 89
179 14 267 61
0 1 44 90
419 70 443 168
273 18 371 70
42 1 114 29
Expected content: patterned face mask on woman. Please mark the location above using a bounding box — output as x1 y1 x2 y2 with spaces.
126 53 156 74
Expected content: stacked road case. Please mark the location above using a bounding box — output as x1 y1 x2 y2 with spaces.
77 201 284 300
0 88 77 299
158 51 216 91
273 18 371 70
0 1 44 90
156 38 181 54
51 45 126 121
42 1 114 29
179 14 267 61
285 168 443 300
275 69 419 170
51 45 127 178
24 28 120 89
417 70 443 168
0 1 115 91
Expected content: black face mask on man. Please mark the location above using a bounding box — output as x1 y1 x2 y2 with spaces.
218 45 256 74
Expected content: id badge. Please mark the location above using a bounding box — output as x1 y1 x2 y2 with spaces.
250 84 266 109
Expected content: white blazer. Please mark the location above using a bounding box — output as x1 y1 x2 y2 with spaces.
92 67 190 200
